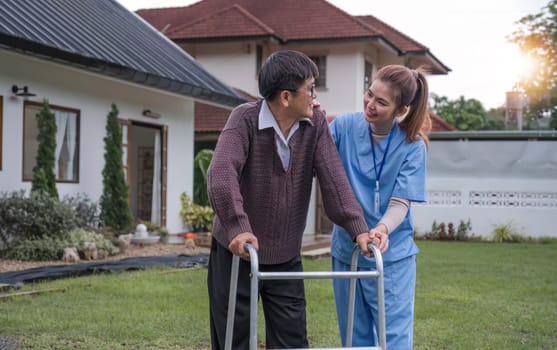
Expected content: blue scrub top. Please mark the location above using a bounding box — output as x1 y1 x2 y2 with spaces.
329 112 427 266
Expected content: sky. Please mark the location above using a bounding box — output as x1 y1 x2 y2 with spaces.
118 0 547 110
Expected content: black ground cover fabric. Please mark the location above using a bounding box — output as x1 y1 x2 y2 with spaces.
0 254 209 287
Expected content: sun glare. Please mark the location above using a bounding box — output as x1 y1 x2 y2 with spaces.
515 48 536 81
500 43 537 94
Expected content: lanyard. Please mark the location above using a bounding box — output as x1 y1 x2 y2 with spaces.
369 124 395 214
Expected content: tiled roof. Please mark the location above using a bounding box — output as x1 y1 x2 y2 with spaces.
0 0 245 106
195 88 257 132
138 0 373 40
195 103 230 132
356 15 425 54
169 4 275 40
137 0 449 74
429 111 457 131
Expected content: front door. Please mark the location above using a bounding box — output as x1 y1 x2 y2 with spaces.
121 120 167 227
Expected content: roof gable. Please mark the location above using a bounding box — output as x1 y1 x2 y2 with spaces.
168 4 275 40
0 0 244 106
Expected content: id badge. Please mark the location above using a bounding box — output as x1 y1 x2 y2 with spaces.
374 181 380 214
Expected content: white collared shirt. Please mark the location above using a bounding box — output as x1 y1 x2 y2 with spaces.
258 101 301 171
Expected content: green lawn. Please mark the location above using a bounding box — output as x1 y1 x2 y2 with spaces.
0 241 556 349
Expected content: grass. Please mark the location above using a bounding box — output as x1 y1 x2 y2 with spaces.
1 241 556 349
414 241 557 350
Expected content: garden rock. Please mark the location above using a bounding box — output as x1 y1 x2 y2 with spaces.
62 247 80 263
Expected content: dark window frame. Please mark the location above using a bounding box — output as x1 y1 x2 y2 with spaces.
309 55 327 88
364 60 373 92
22 100 81 183
256 44 263 77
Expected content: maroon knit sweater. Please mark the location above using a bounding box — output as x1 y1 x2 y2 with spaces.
207 100 368 264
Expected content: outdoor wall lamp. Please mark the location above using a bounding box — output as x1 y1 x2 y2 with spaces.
11 85 36 97
142 109 161 119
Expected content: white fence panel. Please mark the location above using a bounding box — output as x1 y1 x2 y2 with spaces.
413 132 557 238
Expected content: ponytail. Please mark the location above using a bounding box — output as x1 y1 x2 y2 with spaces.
399 69 430 148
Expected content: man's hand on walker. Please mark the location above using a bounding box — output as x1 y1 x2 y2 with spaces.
228 232 259 258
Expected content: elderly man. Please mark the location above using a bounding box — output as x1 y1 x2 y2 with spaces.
207 50 387 349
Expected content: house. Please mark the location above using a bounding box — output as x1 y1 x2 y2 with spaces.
137 0 452 234
137 0 449 117
0 0 245 235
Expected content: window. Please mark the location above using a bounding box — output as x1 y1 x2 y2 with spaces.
310 55 327 88
364 60 373 92
23 101 80 182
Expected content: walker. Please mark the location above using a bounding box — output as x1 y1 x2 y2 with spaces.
224 243 386 349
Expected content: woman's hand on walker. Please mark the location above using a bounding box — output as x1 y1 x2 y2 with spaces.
369 224 389 253
356 227 389 256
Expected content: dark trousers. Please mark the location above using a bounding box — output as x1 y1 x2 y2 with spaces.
208 238 309 349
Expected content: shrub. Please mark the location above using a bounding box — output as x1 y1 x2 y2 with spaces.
456 219 472 241
0 191 79 250
66 228 119 256
193 149 213 206
423 220 440 240
100 103 133 231
537 236 557 244
3 228 119 261
423 219 473 241
447 222 455 240
62 193 99 228
438 222 447 240
31 99 58 200
180 193 214 232
492 220 523 243
5 236 67 261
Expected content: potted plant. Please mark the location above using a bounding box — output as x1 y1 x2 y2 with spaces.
180 193 214 232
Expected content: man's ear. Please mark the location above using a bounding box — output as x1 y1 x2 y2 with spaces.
279 90 291 108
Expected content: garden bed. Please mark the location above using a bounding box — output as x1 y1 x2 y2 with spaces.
0 242 209 273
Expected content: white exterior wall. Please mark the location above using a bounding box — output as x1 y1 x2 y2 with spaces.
0 49 196 234
413 137 557 238
316 52 364 115
193 42 259 97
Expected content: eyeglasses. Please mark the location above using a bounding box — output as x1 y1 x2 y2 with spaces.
284 83 316 97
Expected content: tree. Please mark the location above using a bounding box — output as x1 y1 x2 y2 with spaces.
430 94 502 130
31 99 59 199
485 107 506 130
100 103 132 231
509 0 557 129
